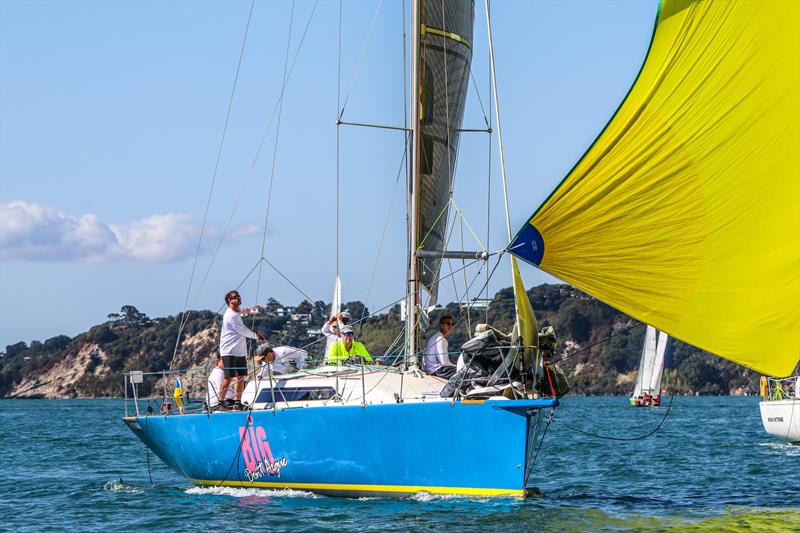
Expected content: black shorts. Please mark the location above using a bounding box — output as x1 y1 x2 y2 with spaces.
222 355 247 378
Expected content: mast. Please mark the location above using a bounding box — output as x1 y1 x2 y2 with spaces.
405 0 421 368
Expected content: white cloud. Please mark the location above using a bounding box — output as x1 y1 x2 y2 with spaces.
0 201 262 263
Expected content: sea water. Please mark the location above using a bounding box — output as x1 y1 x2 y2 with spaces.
1 396 797 532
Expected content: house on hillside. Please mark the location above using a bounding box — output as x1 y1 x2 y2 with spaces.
240 305 265 317
460 298 491 310
290 312 312 324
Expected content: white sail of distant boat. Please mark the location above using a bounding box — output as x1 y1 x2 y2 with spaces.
324 275 341 357
631 326 667 407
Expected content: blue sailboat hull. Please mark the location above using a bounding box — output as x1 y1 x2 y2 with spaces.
124 398 557 497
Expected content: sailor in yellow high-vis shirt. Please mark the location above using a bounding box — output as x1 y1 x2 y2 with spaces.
327 325 373 365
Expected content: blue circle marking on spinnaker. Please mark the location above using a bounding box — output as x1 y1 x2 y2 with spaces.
509 224 545 266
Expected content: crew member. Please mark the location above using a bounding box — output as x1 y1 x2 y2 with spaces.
327 325 373 364
219 290 265 409
255 344 308 375
322 311 351 356
423 315 457 378
207 355 234 410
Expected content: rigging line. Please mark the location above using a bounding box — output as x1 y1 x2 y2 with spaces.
457 252 503 323
361 144 409 325
216 407 252 488
336 0 342 292
451 199 486 250
401 0 408 166
301 256 487 357
483 3 493 324
460 217 472 336
528 409 554 473
484 0 511 242
290 251 496 363
445 234 462 310
248 0 319 171
430 206 485 309
183 1 320 312
262 257 314 304
170 0 256 368
469 69 491 129
212 258 268 316
416 196 453 250
144 413 153 487
339 0 384 119
485 72 492 323
337 120 410 132
217 357 288 488
416 253 502 358
444 258 506 398
421 202 464 311
550 322 645 365
254 0 296 315
552 383 675 442
436 212 465 308
171 0 256 368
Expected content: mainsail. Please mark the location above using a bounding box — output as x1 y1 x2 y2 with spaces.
509 0 799 377
414 0 474 307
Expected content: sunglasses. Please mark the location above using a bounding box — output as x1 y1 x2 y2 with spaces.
343 332 354 337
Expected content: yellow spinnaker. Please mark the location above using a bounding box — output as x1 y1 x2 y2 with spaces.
509 0 799 377
512 257 538 369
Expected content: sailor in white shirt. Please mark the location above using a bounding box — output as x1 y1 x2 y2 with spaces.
208 355 235 409
422 315 457 378
219 290 265 408
322 311 351 356
255 344 308 376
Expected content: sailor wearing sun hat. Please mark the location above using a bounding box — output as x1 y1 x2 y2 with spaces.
326 325 373 365
322 311 352 339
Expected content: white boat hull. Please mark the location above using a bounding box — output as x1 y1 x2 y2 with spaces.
759 400 800 443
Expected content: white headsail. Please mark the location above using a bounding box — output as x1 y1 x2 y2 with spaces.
633 325 657 398
324 275 342 358
649 330 668 395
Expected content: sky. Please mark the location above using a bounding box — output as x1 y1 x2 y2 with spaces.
0 0 659 349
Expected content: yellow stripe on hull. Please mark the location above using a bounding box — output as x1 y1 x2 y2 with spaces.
192 478 524 498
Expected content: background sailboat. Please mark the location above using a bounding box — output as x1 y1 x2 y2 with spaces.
759 375 800 443
630 326 667 407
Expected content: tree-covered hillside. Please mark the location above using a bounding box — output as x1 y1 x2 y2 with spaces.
0 284 763 398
